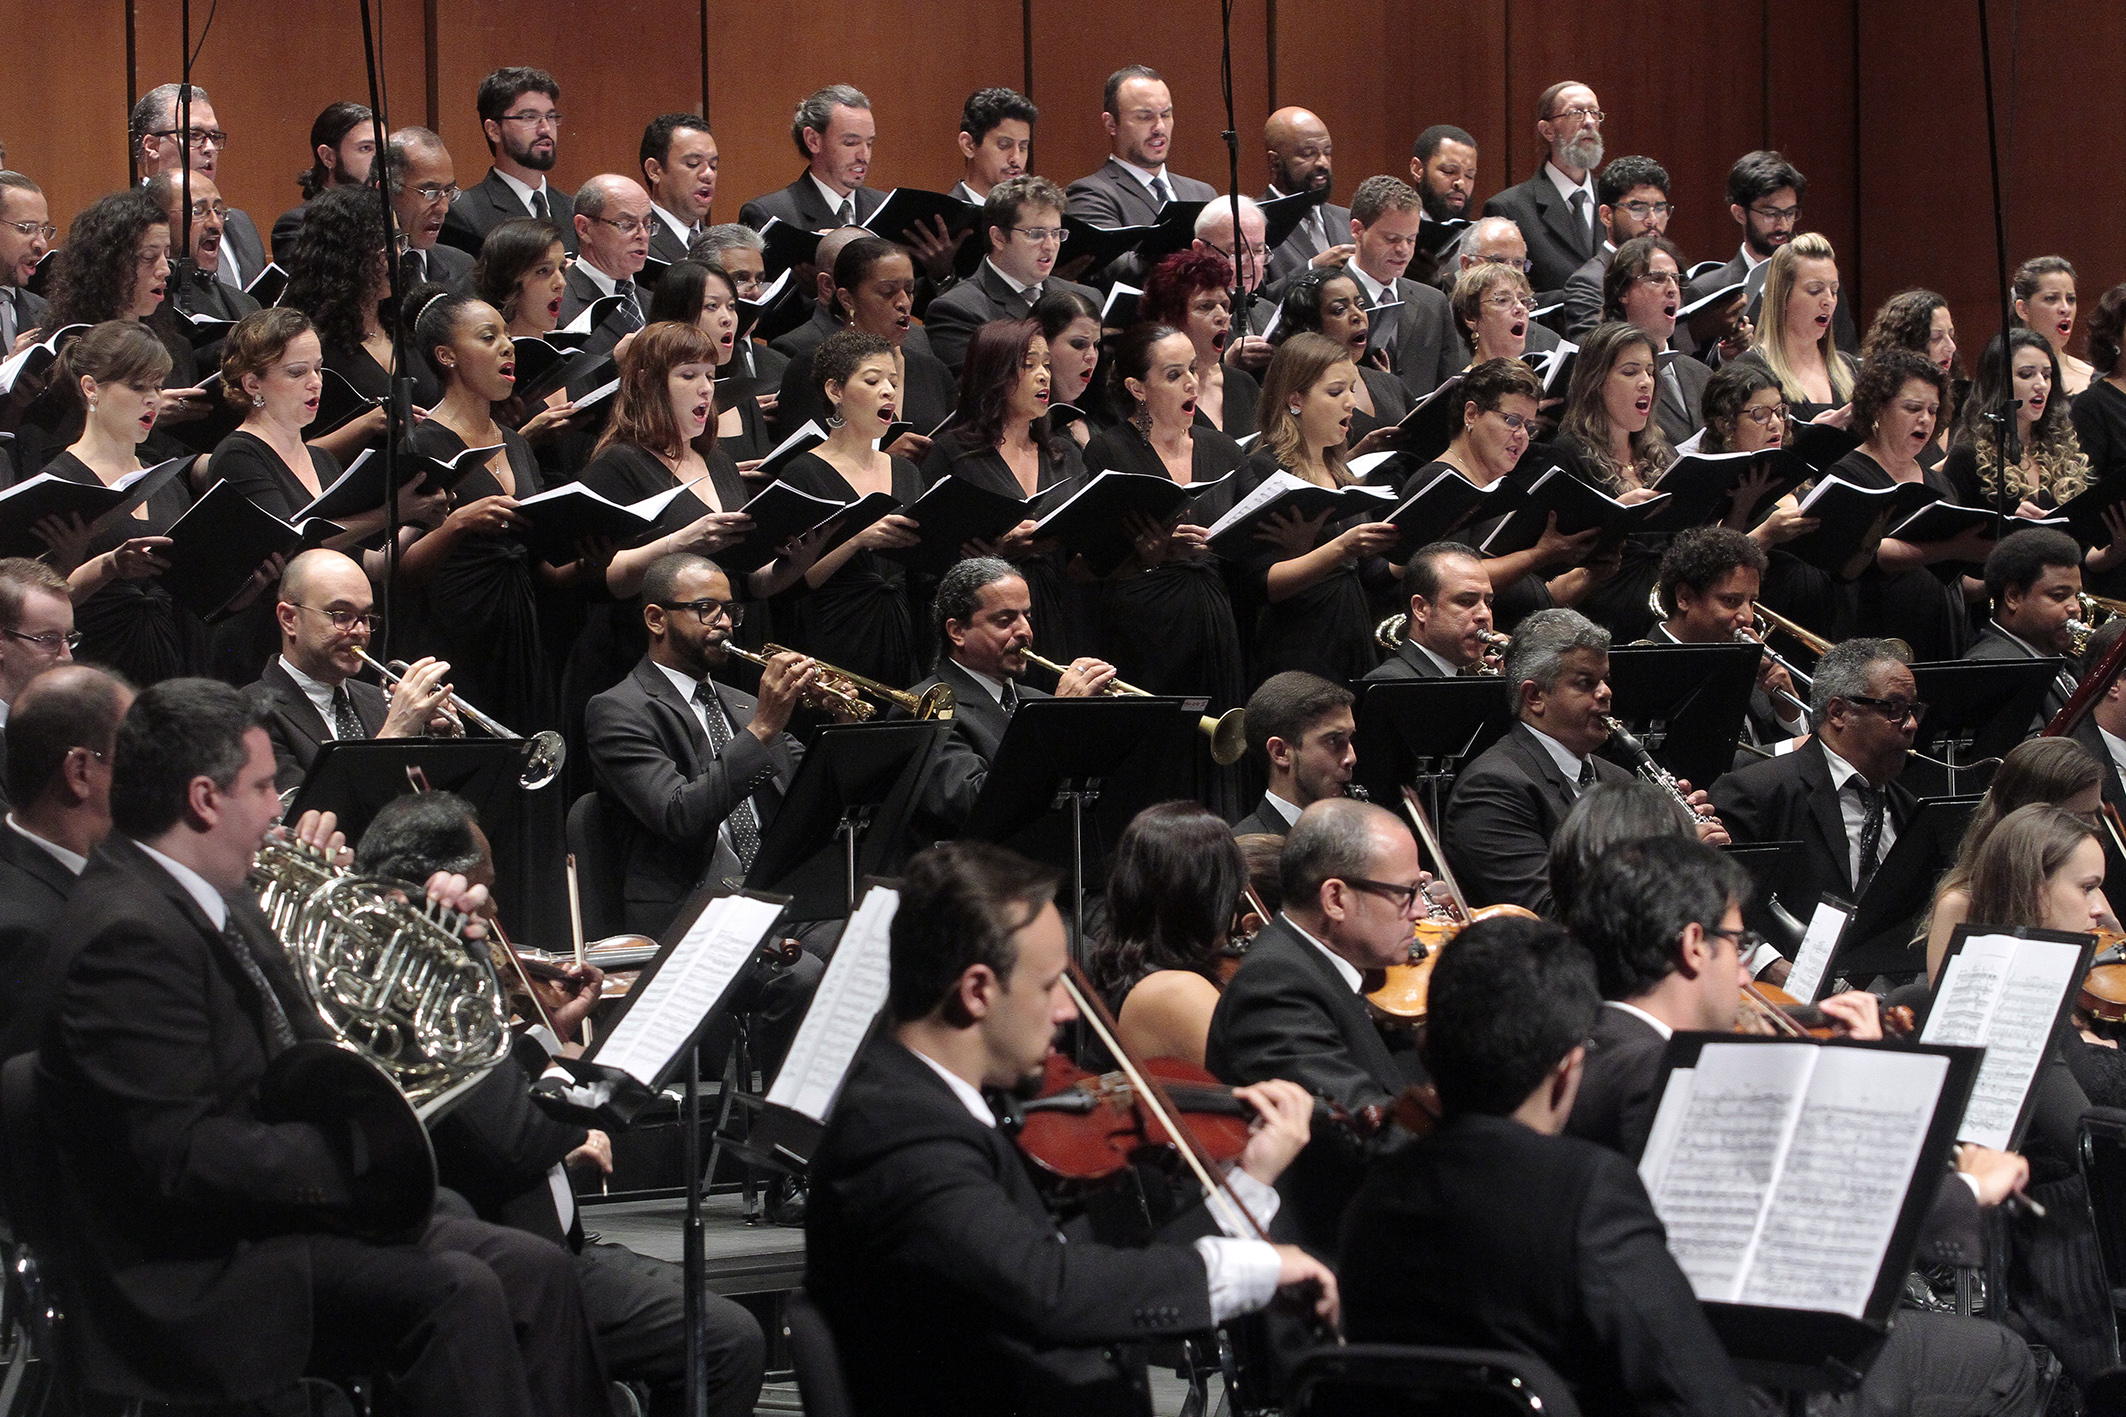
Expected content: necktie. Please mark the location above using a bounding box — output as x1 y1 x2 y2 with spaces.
331 685 366 742
1568 190 1591 248
1855 781 1885 886
399 248 424 293
0 287 14 350
1150 175 1172 208
1576 759 1596 791
223 915 300 1056
695 682 762 871
616 280 644 331
530 188 550 222
1018 283 1042 316
1000 680 1019 715
836 197 855 227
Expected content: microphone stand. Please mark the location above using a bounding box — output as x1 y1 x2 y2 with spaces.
174 0 196 317
355 0 406 660
1976 0 2019 543
1216 0 1256 349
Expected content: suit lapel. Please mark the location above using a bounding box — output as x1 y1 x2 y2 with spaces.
1799 741 1855 893
938 659 1010 761
262 661 332 755
976 263 1025 319
1505 724 1577 822
1268 918 1402 1090
634 660 709 774
1104 159 1160 226
1530 176 1588 264
1 830 74 903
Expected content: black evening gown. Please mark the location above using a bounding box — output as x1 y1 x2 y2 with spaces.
42 451 203 686
325 339 443 423
1081 425 1250 818
1348 367 1413 448
1194 366 1261 440
1828 450 1970 662
408 422 559 735
1554 434 1666 646
205 429 344 686
1231 448 1387 686
2072 380 2126 597
775 452 925 688
919 434 1090 661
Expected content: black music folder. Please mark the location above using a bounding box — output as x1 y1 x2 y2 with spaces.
0 456 188 557
158 480 342 618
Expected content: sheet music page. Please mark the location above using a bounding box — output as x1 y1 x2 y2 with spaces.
1739 1047 1948 1317
1638 1041 1817 1303
764 886 900 1123
1924 934 2080 1149
1785 900 1851 1004
1202 470 1309 540
591 895 785 1087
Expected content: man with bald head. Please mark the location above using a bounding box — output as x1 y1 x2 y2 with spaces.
561 175 653 337
251 549 456 793
1482 80 1608 293
1263 107 1354 293
145 169 260 324
1207 795 1432 1246
387 127 474 291
1 664 133 1048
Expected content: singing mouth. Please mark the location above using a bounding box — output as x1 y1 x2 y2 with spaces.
1211 331 1228 352
1180 398 1197 415
1661 303 1677 320
547 297 562 317
1634 397 1652 414
2059 321 2074 337
694 186 715 205
1035 389 1050 403
303 397 320 414
879 404 897 422
691 400 710 422
499 364 515 383
138 411 156 430
1813 314 1830 328
1510 320 1527 338
894 315 911 330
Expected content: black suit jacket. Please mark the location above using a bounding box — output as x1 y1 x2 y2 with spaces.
807 1036 1214 1417
1339 1111 1756 1417
1482 167 1596 295
923 262 1101 373
738 174 884 233
252 658 386 795
441 168 577 256
584 657 802 936
1229 794 1295 838
1709 735 1916 918
0 824 76 1051
216 208 269 294
1367 274 1466 401
647 214 694 266
2074 716 2126 886
400 241 475 292
1206 914 1412 1247
1064 158 1217 230
1443 723 1633 917
555 260 646 352
1963 622 2074 734
905 657 1048 836
1559 245 1611 340
431 1038 587 1248
1360 639 1452 682
4 284 50 346
1653 350 1711 446
35 835 351 1403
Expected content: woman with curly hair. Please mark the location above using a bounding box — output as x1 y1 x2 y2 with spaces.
773 237 955 459
1862 289 1961 455
282 183 438 461
1945 328 2092 516
1274 266 1410 443
2072 283 2126 497
1140 247 1258 437
1551 320 1674 641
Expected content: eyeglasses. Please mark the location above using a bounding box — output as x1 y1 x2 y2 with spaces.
1616 199 1673 219
659 598 745 626
1486 409 1534 433
1547 106 1606 124
1748 203 1803 223
149 128 229 151
1010 226 1071 245
3 628 81 652
588 215 649 237
1708 926 1770 955
410 183 461 205
1740 403 1788 426
499 110 563 128
182 201 230 221
1481 293 1532 312
1470 253 1532 273
1 219 57 241
1634 271 1683 290
1843 693 1928 725
1339 877 1429 916
293 604 382 635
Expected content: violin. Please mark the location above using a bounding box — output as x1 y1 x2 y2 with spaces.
1367 788 1538 1023
1736 980 1916 1038
2076 928 2126 1023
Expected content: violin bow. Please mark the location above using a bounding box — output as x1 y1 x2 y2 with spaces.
564 852 593 1046
1398 787 1471 920
1058 958 1270 1243
488 915 563 1037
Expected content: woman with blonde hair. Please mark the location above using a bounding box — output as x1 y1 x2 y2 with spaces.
1743 232 1856 419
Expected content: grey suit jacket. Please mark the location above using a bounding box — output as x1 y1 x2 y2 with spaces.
441 168 577 257
1655 349 1712 445
1443 721 1632 916
1262 193 1353 298
214 208 269 295
1481 167 1595 295
555 261 646 338
738 174 883 233
1064 158 1217 231
1370 275 1467 401
1559 246 1611 339
2 284 49 349
1964 622 2075 732
1360 639 1452 682
1229 795 1294 838
922 262 1101 373
252 658 387 795
647 217 693 266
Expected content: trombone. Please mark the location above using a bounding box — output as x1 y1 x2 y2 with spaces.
1375 613 1506 673
719 643 956 720
357 651 565 789
1021 650 1247 766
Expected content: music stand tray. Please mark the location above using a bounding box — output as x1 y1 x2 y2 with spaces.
1831 795 1985 981
743 719 951 921
1908 659 2060 766
1604 644 1762 792
1348 678 1514 806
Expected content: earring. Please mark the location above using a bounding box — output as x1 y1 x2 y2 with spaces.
88 398 98 411
826 406 845 430
1288 404 1303 416
252 394 265 409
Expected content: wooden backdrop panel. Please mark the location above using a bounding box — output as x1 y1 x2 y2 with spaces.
0 0 132 230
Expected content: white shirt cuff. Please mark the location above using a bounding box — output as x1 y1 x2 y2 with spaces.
1745 941 1786 976
1194 1237 1283 1324
524 1024 563 1056
1959 1172 1985 1202
1204 1166 1283 1239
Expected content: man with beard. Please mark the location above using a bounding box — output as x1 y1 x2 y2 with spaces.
0 171 51 352
386 128 473 291
951 87 1037 203
1558 155 1671 339
1482 81 1605 294
1407 123 1477 286
442 67 576 255
1684 149 1858 356
1066 66 1217 285
145 170 260 324
1262 107 1352 293
129 83 267 295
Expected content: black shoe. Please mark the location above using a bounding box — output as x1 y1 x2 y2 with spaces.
770 1177 807 1227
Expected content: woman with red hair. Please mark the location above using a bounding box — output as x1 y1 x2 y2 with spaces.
1140 248 1258 437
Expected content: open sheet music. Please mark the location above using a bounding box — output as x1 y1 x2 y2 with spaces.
1638 1040 1951 1319
1919 927 2089 1150
585 893 786 1089
764 883 899 1123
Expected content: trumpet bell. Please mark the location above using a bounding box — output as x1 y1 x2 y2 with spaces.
521 731 567 790
1208 706 1247 766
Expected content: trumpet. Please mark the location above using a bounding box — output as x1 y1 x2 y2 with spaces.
357 651 565 790
719 643 956 721
1021 650 1247 766
1750 601 1835 656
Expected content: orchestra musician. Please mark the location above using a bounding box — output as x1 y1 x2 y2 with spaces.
806 839 1336 1417
1363 542 1497 680
1963 528 2086 735
1205 797 1430 1248
1230 671 1356 836
1643 526 1810 751
33 678 611 1416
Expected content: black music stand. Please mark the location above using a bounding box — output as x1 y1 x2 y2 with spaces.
1830 795 1986 983
742 720 951 921
284 738 565 940
1903 660 2061 796
1721 841 1808 948
1603 644 1762 793
1348 678 1515 820
964 697 1202 959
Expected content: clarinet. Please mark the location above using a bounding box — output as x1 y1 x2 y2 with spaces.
1601 715 1720 831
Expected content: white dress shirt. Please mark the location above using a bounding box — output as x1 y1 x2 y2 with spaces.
1820 742 1898 886
135 840 227 929
7 814 87 875
808 173 860 225
908 1046 1283 1323
278 655 350 739
1410 641 1460 677
1260 792 1302 829
1524 724 1591 793
495 167 553 219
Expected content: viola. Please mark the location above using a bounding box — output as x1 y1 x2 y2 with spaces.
2076 928 2126 1022
1366 788 1539 1023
